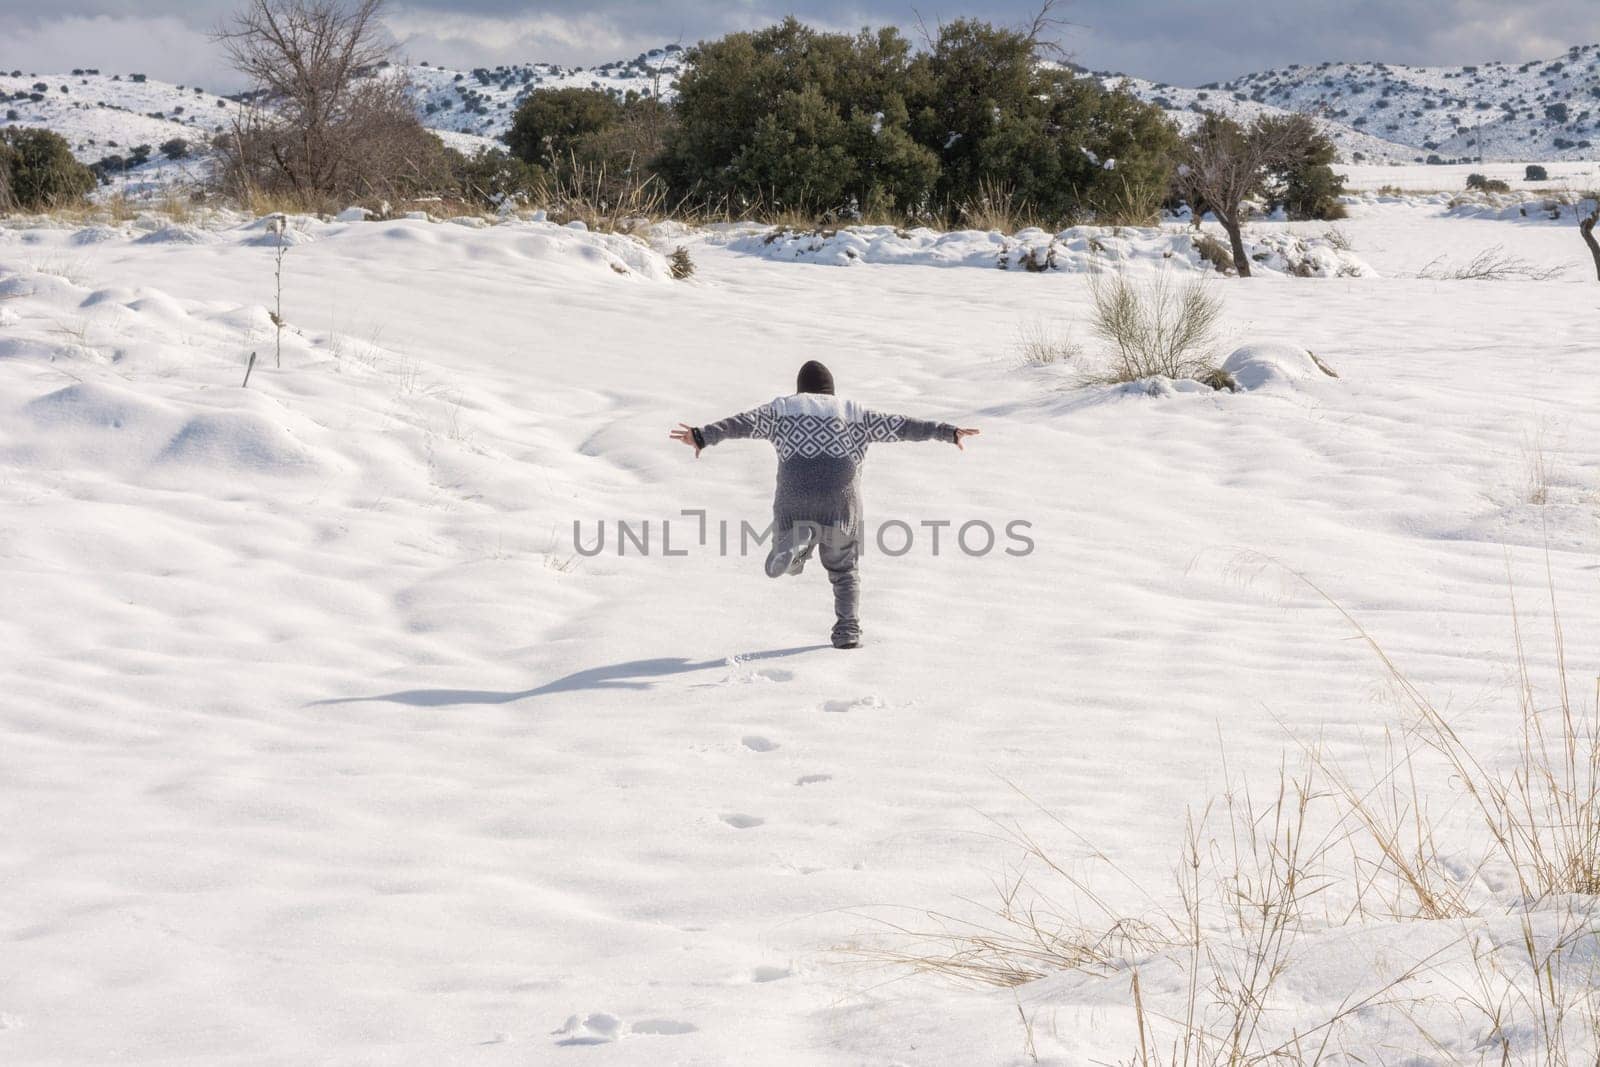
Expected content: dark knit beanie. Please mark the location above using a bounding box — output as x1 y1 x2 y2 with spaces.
796 360 835 395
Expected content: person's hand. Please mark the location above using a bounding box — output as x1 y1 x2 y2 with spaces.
954 428 981 451
669 423 702 458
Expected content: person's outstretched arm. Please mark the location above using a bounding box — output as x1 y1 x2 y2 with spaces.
862 409 982 450
669 403 776 458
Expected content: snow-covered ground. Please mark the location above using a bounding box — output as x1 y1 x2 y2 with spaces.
1338 159 1600 192
1 195 1599 1063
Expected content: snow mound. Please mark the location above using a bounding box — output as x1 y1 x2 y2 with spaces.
70 225 125 245
17 382 180 468
241 215 319 247
1221 343 1339 391
336 207 372 222
1445 194 1594 223
0 307 17 328
498 222 672 281
0 336 99 362
156 407 325 475
133 223 217 245
726 224 1376 277
24 382 166 431
19 383 331 477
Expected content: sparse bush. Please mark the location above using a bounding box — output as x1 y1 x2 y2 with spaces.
0 127 95 211
1417 244 1565 280
1193 232 1234 273
159 137 190 161
448 147 543 208
668 245 695 280
1467 172 1511 193
1088 271 1222 382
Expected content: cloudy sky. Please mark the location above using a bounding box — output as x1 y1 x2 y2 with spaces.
0 1 1587 91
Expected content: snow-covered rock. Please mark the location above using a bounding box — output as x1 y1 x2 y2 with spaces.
1222 342 1339 390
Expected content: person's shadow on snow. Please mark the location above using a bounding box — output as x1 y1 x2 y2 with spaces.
307 645 829 708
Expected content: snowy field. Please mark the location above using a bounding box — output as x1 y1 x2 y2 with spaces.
1338 159 1600 192
2 194 1599 1063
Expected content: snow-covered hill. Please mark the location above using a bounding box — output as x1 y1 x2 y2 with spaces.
1210 43 1600 162
1097 72 1427 163
407 46 685 140
0 67 235 192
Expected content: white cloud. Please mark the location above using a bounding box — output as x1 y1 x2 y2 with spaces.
0 14 241 90
382 7 642 68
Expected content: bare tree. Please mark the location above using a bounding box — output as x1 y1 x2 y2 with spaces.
1021 0 1074 63
1173 113 1299 278
214 0 447 204
1579 196 1600 282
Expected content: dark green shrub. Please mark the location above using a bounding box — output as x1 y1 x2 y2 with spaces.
1256 113 1347 219
661 16 1173 227
506 87 623 168
908 14 1184 227
89 154 127 183
659 20 937 220
904 19 1176 225
159 137 190 161
1526 164 1549 181
1467 172 1511 193
1 127 95 210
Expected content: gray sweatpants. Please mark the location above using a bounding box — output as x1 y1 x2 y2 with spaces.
765 522 860 643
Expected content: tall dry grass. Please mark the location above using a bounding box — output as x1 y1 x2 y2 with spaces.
533 155 669 234
860 569 1600 1063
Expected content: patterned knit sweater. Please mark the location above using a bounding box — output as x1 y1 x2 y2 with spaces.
695 393 960 534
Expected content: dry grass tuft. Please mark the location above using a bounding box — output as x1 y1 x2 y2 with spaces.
1416 245 1567 281
1013 318 1081 366
535 155 667 235
960 177 1046 234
